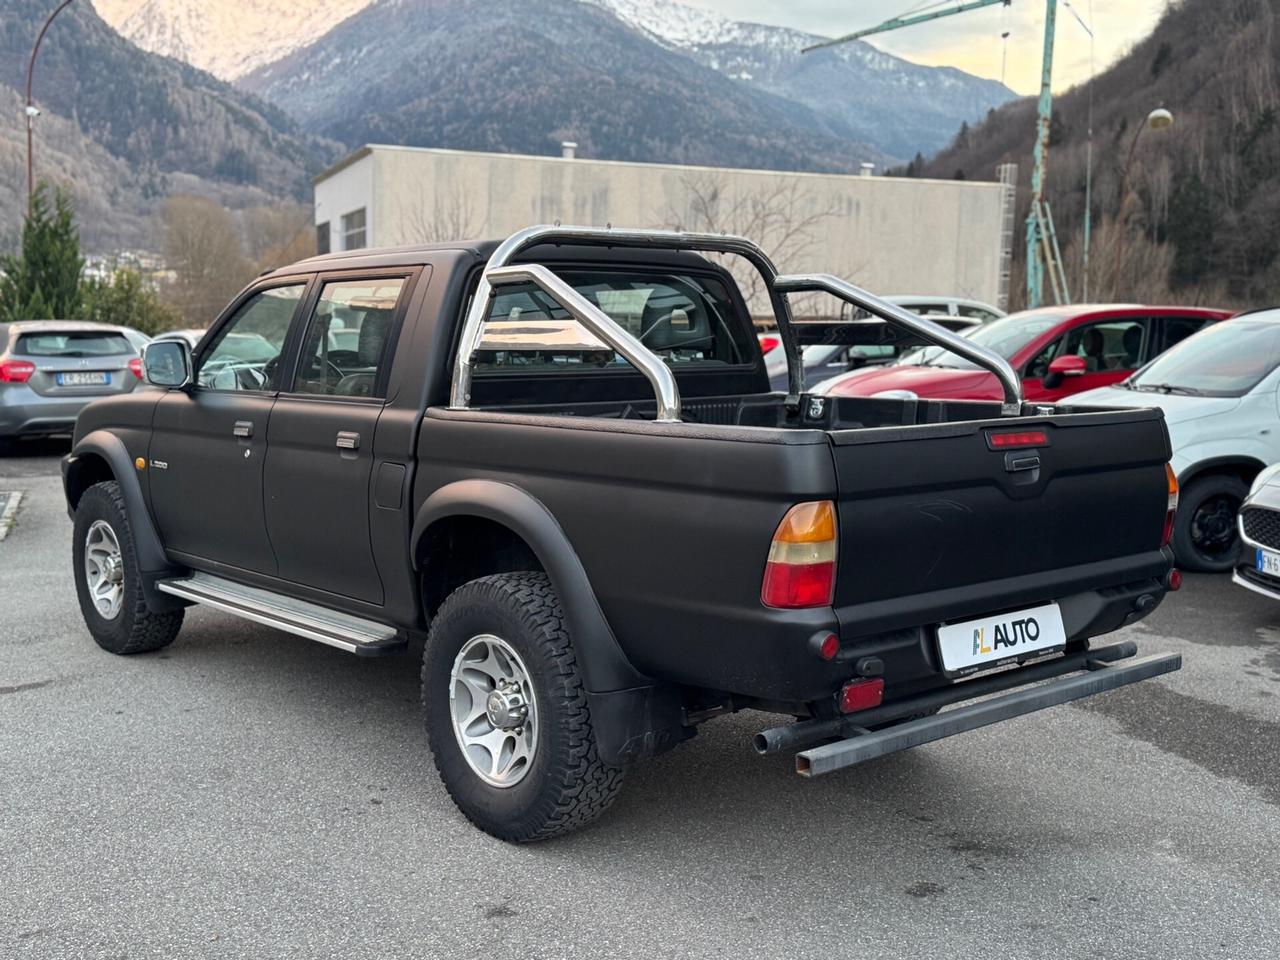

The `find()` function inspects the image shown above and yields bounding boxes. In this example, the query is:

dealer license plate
[1257,548,1280,579]
[56,371,109,386]
[937,602,1067,674]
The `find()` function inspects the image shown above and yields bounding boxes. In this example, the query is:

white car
[1235,464,1280,599]
[1070,308,1280,572]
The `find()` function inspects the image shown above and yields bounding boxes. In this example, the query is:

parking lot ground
[3,442,1279,959]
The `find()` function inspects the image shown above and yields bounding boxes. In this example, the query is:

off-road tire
[73,481,184,654]
[1172,474,1247,573]
[422,572,624,842]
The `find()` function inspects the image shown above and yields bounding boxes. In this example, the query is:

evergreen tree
[0,184,85,322]
[81,269,182,336]
[1167,172,1215,286]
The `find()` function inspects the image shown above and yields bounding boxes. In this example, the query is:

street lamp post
[1111,107,1175,295]
[25,0,78,215]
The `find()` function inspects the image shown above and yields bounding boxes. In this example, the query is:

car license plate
[937,602,1067,675]
[1257,548,1280,578]
[56,371,109,386]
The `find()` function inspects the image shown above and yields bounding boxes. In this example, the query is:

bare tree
[663,172,840,316]
[401,192,479,244]
[158,195,252,327]
[245,203,314,273]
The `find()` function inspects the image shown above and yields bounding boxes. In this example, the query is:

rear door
[149,280,309,573]
[262,272,415,604]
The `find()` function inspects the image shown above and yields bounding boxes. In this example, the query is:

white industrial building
[313,144,1015,313]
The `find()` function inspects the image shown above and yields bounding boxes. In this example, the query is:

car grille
[1241,506,1280,550]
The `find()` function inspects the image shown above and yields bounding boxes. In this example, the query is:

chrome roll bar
[483,263,682,422]
[773,274,1025,416]
[448,224,804,413]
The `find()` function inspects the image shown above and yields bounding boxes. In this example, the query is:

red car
[817,305,1233,403]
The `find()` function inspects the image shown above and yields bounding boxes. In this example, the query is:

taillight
[759,335,780,355]
[0,360,36,383]
[761,500,837,609]
[128,357,143,379]
[1162,464,1179,547]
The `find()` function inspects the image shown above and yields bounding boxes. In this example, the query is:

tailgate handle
[1007,454,1040,473]
[233,420,253,438]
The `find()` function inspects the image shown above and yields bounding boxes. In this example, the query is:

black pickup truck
[63,225,1181,842]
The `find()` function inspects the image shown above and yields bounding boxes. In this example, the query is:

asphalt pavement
[2,439,1279,959]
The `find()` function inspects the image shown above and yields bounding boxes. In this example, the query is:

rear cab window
[474,268,757,375]
[16,332,133,356]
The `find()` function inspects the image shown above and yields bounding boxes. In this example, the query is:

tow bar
[755,641,1181,777]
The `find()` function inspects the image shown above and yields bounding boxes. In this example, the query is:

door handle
[336,431,361,450]
[233,420,253,438]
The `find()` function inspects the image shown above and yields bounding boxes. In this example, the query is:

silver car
[0,321,144,446]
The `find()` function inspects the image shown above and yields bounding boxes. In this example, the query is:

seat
[333,308,392,397]
[1121,325,1143,368]
[1081,328,1106,372]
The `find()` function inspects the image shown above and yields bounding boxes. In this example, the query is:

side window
[341,209,367,250]
[1061,319,1148,372]
[291,278,405,398]
[197,284,305,391]
[1025,338,1062,380]
[957,305,1000,322]
[1161,316,1212,353]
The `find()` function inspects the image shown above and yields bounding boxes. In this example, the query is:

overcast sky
[680,0,1168,95]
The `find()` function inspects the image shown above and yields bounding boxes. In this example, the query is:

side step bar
[156,572,405,656]
[779,650,1181,777]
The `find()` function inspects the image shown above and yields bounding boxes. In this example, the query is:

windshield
[906,310,1068,369]
[1129,318,1280,397]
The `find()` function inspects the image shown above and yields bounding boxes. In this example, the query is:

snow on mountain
[584,0,1015,160]
[91,0,374,80]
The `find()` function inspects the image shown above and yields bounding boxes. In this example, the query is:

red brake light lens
[988,429,1048,449]
[0,360,36,383]
[128,357,144,379]
[759,336,780,355]
[761,500,837,609]
[838,678,885,714]
[1162,464,1179,547]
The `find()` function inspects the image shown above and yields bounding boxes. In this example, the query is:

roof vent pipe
[860,162,875,177]
[561,141,578,160]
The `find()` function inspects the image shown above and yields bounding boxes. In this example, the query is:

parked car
[1235,463,1280,599]
[0,321,144,449]
[767,314,982,392]
[813,304,1232,402]
[1071,308,1280,571]
[63,225,1179,842]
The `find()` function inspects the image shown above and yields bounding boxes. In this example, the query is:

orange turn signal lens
[762,501,838,609]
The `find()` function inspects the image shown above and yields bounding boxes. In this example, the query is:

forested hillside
[912,0,1279,308]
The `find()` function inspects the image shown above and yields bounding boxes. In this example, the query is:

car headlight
[1250,462,1280,495]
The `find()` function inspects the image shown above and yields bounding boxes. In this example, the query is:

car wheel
[422,572,624,842]
[73,481,184,654]
[1172,474,1248,573]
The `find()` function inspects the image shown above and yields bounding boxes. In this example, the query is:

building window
[316,222,331,255]
[341,208,367,250]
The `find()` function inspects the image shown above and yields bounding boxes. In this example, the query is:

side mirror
[142,340,192,389]
[1048,355,1088,377]
[1043,354,1087,389]
[846,352,868,371]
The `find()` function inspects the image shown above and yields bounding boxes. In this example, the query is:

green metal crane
[805,1,1068,309]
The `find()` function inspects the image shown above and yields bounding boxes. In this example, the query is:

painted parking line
[0,491,23,541]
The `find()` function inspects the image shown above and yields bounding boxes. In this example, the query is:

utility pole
[803,0,1068,308]
[1024,0,1057,308]
[26,0,78,215]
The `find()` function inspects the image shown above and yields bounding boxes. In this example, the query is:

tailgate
[829,408,1171,633]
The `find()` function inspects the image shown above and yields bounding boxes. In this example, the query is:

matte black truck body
[64,225,1181,840]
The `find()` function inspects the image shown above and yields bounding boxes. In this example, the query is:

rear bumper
[0,392,98,437]
[756,642,1181,776]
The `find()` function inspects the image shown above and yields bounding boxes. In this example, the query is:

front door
[263,274,410,604]
[1024,316,1152,402]
[148,282,308,573]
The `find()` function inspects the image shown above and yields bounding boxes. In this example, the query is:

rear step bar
[756,643,1180,777]
[156,572,404,656]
